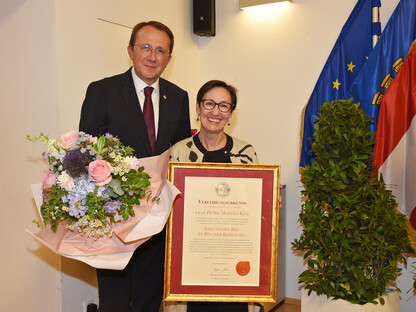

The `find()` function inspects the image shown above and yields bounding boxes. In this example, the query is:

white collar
[130,67,159,94]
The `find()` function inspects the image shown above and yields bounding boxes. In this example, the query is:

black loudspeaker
[193,0,215,37]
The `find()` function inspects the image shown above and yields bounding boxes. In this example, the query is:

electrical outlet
[82,298,97,312]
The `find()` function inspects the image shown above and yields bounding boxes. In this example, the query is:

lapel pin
[163,95,167,100]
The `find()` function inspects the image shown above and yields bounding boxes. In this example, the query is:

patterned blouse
[170,133,258,164]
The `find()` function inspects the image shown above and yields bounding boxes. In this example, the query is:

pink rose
[88,160,113,186]
[89,135,98,145]
[42,171,57,190]
[61,130,79,150]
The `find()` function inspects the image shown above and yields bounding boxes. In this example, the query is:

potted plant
[292,99,413,310]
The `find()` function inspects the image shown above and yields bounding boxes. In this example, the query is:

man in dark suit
[79,21,191,312]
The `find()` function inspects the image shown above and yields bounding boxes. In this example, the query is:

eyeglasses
[134,44,169,56]
[201,99,233,113]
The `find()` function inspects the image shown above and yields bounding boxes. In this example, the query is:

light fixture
[239,0,292,9]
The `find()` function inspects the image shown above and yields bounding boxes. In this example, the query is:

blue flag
[300,0,380,168]
[346,0,416,133]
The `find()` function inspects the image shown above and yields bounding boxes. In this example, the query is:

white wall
[0,0,62,311]
[2,0,414,311]
[55,0,201,134]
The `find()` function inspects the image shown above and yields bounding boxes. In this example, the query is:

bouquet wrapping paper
[27,150,180,269]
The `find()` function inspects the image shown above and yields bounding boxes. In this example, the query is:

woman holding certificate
[169,80,258,312]
[170,80,258,166]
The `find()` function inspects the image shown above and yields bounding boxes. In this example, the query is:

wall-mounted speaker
[193,0,216,37]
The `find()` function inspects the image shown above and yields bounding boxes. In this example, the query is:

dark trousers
[187,302,248,312]
[96,228,166,312]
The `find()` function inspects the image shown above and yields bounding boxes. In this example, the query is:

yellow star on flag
[332,79,341,90]
[347,61,356,72]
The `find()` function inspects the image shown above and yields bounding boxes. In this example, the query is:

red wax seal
[236,261,250,276]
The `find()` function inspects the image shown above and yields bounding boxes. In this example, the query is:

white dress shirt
[131,67,160,139]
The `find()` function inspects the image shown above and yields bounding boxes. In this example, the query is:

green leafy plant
[292,99,413,304]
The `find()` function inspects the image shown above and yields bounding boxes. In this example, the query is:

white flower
[58,171,75,191]
[124,156,140,171]
[47,138,66,158]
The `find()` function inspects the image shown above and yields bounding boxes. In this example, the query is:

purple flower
[68,196,87,217]
[104,201,122,213]
[63,149,90,178]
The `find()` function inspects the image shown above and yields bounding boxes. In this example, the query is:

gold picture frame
[164,162,280,302]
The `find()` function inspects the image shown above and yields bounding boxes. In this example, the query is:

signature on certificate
[211,263,231,274]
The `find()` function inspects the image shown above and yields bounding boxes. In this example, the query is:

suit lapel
[156,79,171,153]
[121,69,153,155]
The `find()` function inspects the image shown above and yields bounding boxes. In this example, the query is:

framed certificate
[164,162,281,302]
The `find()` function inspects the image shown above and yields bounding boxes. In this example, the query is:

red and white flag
[374,43,416,230]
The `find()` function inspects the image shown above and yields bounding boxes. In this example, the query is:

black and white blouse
[170,133,258,164]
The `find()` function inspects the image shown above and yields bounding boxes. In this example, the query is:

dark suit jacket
[79,68,191,157]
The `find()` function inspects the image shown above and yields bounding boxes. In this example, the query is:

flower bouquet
[27,130,179,269]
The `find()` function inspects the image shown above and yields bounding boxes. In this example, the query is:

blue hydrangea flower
[63,175,109,211]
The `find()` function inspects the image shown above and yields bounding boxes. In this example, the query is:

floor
[271,299,301,312]
[161,299,301,312]
[273,302,300,312]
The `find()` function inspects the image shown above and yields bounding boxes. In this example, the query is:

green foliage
[117,168,152,221]
[292,99,413,304]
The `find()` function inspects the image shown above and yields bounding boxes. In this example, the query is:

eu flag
[346,0,416,133]
[300,0,380,168]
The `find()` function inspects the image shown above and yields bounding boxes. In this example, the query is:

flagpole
[372,5,380,47]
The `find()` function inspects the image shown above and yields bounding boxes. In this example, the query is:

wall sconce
[239,0,292,9]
